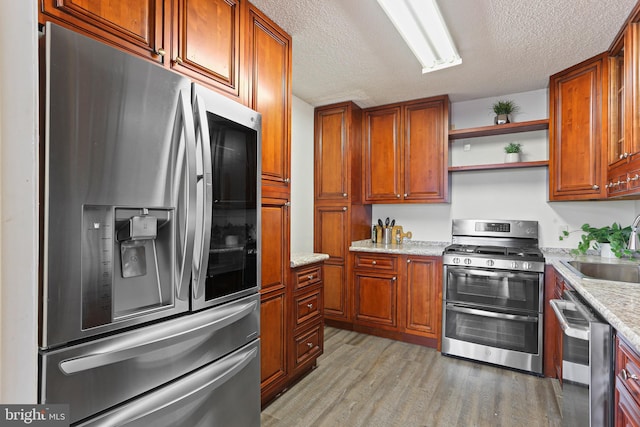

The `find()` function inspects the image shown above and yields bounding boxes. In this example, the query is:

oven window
[444,305,539,354]
[445,267,541,312]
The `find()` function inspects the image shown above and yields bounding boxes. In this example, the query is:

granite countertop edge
[350,240,640,355]
[290,253,329,268]
[549,256,640,355]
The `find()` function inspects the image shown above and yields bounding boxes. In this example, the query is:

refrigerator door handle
[191,92,213,300]
[77,344,258,427]
[59,299,258,374]
[173,89,198,301]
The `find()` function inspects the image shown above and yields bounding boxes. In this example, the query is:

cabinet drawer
[293,265,322,290]
[354,254,396,271]
[293,323,323,369]
[294,289,322,328]
[617,336,640,406]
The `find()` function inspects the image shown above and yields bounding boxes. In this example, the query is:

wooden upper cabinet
[171,0,245,100]
[363,105,403,202]
[39,0,165,61]
[403,97,449,202]
[363,96,449,204]
[247,5,292,188]
[549,53,608,200]
[315,102,363,202]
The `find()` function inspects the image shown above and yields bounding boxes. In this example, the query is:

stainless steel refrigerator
[39,22,261,426]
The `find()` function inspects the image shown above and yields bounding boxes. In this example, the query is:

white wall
[290,96,316,254]
[290,89,640,252]
[0,1,39,402]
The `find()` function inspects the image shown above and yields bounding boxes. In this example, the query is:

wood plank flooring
[261,327,561,427]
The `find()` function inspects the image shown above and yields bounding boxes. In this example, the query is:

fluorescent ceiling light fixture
[377,0,462,74]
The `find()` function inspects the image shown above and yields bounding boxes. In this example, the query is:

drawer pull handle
[372,261,377,265]
[307,303,313,309]
[622,369,639,381]
[306,342,313,348]
[307,275,314,280]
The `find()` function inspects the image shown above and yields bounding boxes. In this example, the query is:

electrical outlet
[463,143,471,152]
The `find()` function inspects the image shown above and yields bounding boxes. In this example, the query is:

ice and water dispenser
[81,206,174,330]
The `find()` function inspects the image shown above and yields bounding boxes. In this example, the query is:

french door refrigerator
[39,22,261,426]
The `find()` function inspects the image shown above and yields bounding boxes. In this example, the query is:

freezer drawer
[40,294,259,424]
[78,339,260,427]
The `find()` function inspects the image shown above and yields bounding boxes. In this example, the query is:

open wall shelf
[448,119,549,140]
[448,160,549,172]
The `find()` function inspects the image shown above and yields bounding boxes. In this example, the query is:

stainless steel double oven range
[441,219,545,375]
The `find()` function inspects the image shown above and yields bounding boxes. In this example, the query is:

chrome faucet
[628,215,640,251]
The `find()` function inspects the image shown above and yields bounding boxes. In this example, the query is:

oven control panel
[443,254,545,273]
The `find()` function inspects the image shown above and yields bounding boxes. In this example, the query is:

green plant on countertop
[491,99,519,115]
[559,222,634,258]
[504,142,522,154]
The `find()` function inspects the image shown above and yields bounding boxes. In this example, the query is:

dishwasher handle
[550,299,590,340]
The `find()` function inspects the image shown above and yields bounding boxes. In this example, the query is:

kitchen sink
[563,260,640,284]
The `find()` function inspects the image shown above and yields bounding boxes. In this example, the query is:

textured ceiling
[249,0,637,107]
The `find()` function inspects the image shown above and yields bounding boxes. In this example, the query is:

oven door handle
[446,304,537,323]
[549,299,590,340]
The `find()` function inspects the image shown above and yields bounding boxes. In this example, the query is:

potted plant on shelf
[504,142,522,163]
[559,222,634,258]
[492,100,519,124]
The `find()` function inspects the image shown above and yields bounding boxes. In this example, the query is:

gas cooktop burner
[444,244,543,259]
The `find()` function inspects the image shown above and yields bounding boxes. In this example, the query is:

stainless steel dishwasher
[550,289,613,427]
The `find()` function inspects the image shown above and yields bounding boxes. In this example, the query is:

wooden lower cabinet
[404,256,442,344]
[348,251,442,349]
[262,261,325,407]
[543,266,564,380]
[615,334,640,426]
[260,289,287,404]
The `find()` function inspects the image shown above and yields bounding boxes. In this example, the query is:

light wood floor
[261,327,561,427]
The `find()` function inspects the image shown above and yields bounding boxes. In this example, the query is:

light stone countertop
[290,253,329,268]
[549,255,640,355]
[350,240,640,355]
[349,239,449,256]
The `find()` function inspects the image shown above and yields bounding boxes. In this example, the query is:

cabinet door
[615,382,640,427]
[315,104,351,201]
[261,197,289,293]
[39,0,165,61]
[323,263,348,321]
[404,256,441,339]
[259,290,287,402]
[403,98,449,202]
[247,6,291,188]
[353,270,398,329]
[314,205,348,263]
[171,0,244,100]
[549,53,607,200]
[363,106,402,202]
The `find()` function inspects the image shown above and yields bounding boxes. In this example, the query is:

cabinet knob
[174,56,183,64]
[392,276,397,281]
[306,342,313,348]
[631,174,640,182]
[372,261,377,265]
[307,303,313,309]
[284,178,290,183]
[592,184,600,190]
[625,152,630,159]
[622,369,639,382]
[342,193,347,197]
[396,194,401,198]
[407,259,411,263]
[343,206,347,211]
[285,201,291,207]
[155,48,166,56]
[307,275,314,280]
[404,193,408,197]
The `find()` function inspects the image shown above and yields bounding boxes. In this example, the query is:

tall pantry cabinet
[245,4,293,406]
[314,102,372,324]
